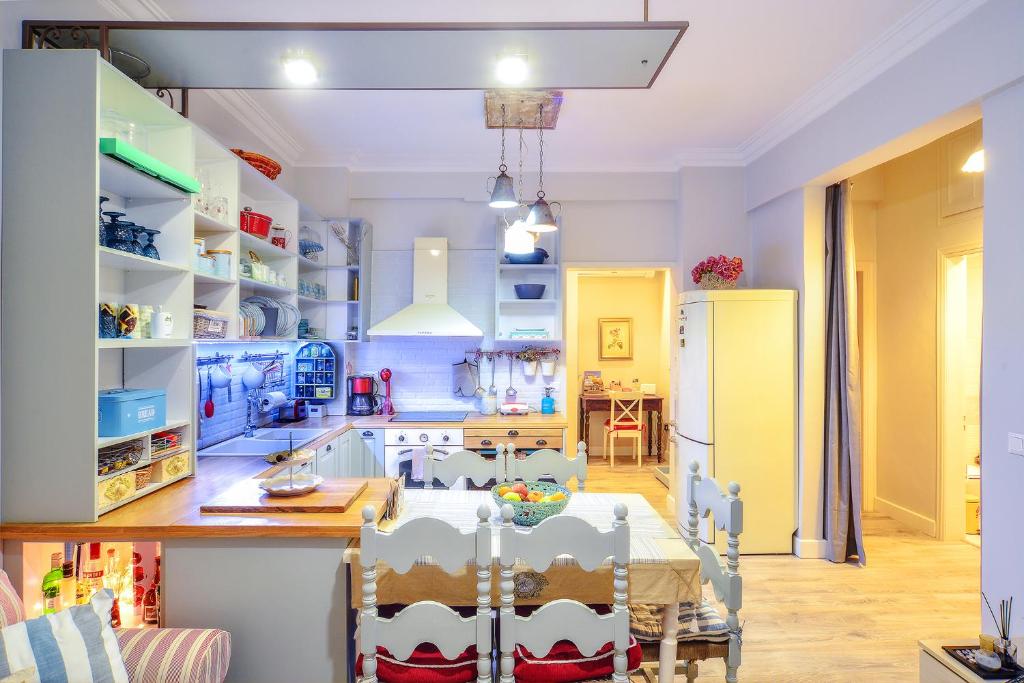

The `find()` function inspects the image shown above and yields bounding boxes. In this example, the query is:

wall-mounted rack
[239,350,287,363]
[196,353,234,367]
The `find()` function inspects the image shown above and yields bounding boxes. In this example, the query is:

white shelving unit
[297,217,373,342]
[494,220,562,341]
[2,51,198,521]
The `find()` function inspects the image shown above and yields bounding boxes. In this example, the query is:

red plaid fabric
[0,572,25,628]
[116,627,231,683]
[356,645,478,683]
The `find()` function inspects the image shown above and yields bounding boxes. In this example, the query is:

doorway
[939,249,983,543]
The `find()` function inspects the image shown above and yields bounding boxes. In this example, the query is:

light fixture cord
[499,103,507,170]
[536,104,545,198]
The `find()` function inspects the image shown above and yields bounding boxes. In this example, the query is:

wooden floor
[584,460,981,682]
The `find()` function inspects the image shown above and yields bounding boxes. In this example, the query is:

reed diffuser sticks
[983,592,1014,639]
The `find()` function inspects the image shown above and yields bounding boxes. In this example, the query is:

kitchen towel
[451,360,477,397]
[259,391,288,412]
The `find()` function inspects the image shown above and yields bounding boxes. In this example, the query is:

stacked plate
[241,296,300,338]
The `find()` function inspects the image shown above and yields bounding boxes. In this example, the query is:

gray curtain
[823,181,867,564]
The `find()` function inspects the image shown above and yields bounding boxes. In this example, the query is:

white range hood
[367,237,483,338]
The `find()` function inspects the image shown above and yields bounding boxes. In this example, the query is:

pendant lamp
[526,104,560,232]
[504,121,536,254]
[488,104,518,208]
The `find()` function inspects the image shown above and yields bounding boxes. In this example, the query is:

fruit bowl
[492,481,571,526]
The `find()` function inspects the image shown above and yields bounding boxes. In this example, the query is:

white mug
[153,310,174,339]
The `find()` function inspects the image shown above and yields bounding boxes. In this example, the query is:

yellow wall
[573,271,672,454]
[852,122,983,531]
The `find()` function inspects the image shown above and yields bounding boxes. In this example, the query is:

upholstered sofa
[0,570,230,683]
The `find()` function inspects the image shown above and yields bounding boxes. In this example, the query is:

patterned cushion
[116,627,231,683]
[0,572,26,628]
[0,589,130,682]
[629,600,730,642]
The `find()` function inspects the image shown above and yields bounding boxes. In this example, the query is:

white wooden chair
[603,391,646,467]
[358,503,494,683]
[497,502,631,683]
[504,440,588,491]
[637,460,743,682]
[422,443,507,489]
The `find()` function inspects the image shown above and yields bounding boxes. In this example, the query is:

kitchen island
[0,412,570,683]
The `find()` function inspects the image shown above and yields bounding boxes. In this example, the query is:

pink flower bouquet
[691,255,743,289]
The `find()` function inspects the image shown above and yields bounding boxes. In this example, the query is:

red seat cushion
[512,637,642,683]
[356,644,478,683]
[603,418,646,432]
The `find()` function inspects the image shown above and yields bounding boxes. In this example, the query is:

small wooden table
[578,393,665,461]
[919,640,1021,682]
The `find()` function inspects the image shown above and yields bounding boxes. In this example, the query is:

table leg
[583,406,591,457]
[658,601,679,683]
[655,410,663,463]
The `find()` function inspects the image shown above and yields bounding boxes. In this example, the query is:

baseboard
[792,537,828,559]
[875,496,936,536]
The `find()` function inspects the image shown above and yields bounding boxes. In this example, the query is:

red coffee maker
[346,374,378,416]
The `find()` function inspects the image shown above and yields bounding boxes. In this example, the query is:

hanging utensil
[505,355,517,403]
[472,360,485,398]
[204,367,215,418]
[488,355,497,396]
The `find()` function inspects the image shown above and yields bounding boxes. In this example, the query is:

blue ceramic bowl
[505,248,550,265]
[514,284,546,300]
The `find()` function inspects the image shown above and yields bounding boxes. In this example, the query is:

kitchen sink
[250,428,330,441]
[198,439,294,456]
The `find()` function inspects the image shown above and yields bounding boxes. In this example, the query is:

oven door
[388,445,453,489]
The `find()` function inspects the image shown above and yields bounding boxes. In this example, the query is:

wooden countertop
[0,456,392,541]
[0,412,567,541]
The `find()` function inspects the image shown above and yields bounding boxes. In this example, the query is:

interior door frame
[856,261,878,513]
[936,243,983,541]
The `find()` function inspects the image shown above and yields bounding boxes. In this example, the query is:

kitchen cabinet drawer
[465,429,563,451]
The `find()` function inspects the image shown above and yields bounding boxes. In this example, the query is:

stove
[388,411,468,423]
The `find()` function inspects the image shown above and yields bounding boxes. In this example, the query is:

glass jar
[207,249,232,279]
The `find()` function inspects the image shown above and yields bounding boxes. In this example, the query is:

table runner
[346,490,701,607]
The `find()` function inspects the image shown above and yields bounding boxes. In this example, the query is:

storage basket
[194,308,229,339]
[97,439,144,477]
[240,207,272,238]
[231,149,282,180]
[152,453,191,483]
[97,472,137,510]
[134,465,153,489]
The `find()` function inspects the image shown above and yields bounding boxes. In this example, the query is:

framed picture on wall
[598,318,633,360]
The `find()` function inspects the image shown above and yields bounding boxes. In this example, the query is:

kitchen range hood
[368,238,483,338]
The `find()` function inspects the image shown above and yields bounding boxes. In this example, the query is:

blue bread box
[98,389,167,437]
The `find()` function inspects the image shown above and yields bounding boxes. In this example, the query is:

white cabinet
[939,123,984,218]
[357,429,384,477]
[315,437,339,478]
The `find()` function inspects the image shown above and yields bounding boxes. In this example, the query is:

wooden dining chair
[634,460,743,683]
[497,502,638,683]
[357,503,494,683]
[422,443,507,490]
[503,441,589,491]
[603,391,646,467]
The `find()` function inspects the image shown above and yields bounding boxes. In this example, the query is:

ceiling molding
[737,0,989,165]
[99,0,172,21]
[673,148,745,168]
[202,90,305,167]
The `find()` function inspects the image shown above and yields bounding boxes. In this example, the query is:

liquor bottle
[60,542,76,612]
[41,553,63,615]
[78,543,105,604]
[103,548,119,590]
[142,582,158,624]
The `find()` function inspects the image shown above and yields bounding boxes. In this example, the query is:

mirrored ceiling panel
[101,22,686,90]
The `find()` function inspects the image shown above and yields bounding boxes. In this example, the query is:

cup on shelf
[98,303,118,339]
[117,304,139,339]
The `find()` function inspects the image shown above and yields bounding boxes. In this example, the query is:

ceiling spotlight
[495,55,529,85]
[961,148,985,173]
[282,51,318,86]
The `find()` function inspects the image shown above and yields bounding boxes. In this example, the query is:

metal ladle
[505,355,517,403]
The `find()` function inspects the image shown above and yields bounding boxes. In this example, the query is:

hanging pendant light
[526,103,560,233]
[504,120,536,255]
[488,104,518,209]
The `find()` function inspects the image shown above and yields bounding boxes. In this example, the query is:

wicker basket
[491,481,571,526]
[193,308,229,339]
[134,465,153,489]
[231,149,282,180]
[698,273,738,290]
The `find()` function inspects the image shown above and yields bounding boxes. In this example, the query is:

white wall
[749,187,825,556]
[676,167,750,289]
[980,79,1024,637]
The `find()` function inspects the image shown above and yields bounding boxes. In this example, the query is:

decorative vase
[996,638,1018,668]
[698,273,738,290]
[541,360,556,376]
[524,360,538,377]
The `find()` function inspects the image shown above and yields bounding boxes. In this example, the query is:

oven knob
[419,433,429,443]
[398,434,406,443]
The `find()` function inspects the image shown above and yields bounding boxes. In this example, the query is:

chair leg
[726,663,738,682]
[685,660,698,682]
[609,433,615,468]
[636,434,642,467]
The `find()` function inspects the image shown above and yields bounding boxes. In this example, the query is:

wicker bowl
[492,481,571,526]
[230,148,282,181]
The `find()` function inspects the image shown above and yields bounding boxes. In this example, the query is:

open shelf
[239,277,294,296]
[238,159,292,202]
[499,299,559,305]
[97,338,192,349]
[297,295,327,305]
[100,154,190,201]
[194,271,235,285]
[499,264,559,271]
[97,469,191,515]
[298,254,327,270]
[239,230,293,262]
[97,417,190,449]
[194,210,236,234]
[99,247,190,273]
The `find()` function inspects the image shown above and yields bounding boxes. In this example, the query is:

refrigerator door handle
[675,431,712,447]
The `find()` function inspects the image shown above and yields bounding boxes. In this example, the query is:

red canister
[239,207,272,238]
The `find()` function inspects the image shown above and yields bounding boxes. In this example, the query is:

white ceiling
[4,0,980,171]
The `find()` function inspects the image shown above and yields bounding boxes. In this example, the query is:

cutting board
[200,478,369,514]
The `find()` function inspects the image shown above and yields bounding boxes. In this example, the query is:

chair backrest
[684,460,743,638]
[422,444,506,489]
[359,504,493,683]
[504,441,588,491]
[497,502,630,682]
[608,391,643,429]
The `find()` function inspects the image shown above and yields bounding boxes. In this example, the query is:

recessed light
[495,55,529,85]
[282,51,318,86]
[961,149,985,173]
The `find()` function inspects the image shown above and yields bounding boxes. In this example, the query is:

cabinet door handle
[507,430,519,437]
[325,445,332,451]
[535,439,547,446]
[481,439,493,446]
[362,431,373,437]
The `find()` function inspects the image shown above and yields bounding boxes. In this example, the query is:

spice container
[207,249,232,279]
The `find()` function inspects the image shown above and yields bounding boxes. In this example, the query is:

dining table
[578,392,666,461]
[344,488,702,683]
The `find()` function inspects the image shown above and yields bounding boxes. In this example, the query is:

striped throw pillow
[0,589,129,683]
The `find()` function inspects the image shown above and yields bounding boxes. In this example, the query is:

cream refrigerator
[675,289,797,554]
